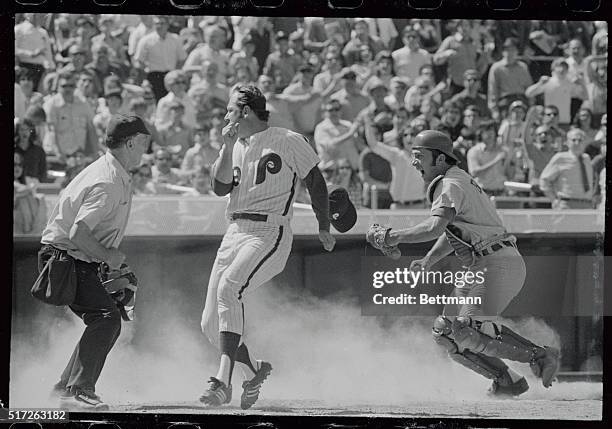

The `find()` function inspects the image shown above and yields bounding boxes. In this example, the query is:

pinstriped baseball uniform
[201,127,320,346]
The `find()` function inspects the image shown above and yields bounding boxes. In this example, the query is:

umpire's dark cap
[412,130,459,161]
[328,185,357,233]
[107,115,150,141]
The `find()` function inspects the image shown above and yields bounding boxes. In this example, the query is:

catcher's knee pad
[432,316,458,353]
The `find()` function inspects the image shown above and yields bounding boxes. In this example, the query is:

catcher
[365,128,560,397]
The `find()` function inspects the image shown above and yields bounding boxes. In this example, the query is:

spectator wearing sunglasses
[314,99,361,170]
[539,104,566,151]
[43,71,98,160]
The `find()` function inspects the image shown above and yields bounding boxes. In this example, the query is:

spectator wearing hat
[128,15,154,58]
[43,71,98,160]
[354,76,394,139]
[180,122,219,178]
[498,100,527,151]
[451,69,491,119]
[15,13,55,91]
[282,64,323,141]
[525,58,587,127]
[487,38,532,120]
[467,121,513,196]
[342,19,385,67]
[392,27,432,85]
[85,43,125,98]
[434,19,491,95]
[363,116,426,209]
[314,99,361,170]
[155,70,196,129]
[228,33,260,83]
[157,101,194,162]
[183,25,230,85]
[91,16,128,66]
[385,77,409,111]
[540,128,594,209]
[263,31,303,92]
[134,15,187,100]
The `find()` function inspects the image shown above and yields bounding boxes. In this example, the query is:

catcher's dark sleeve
[303,165,331,232]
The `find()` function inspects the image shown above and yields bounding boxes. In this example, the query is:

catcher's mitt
[100,263,138,321]
[366,224,401,259]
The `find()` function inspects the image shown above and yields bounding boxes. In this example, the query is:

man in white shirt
[525,59,587,127]
[392,26,431,85]
[314,99,361,170]
[134,15,186,100]
[363,115,426,208]
[15,13,55,90]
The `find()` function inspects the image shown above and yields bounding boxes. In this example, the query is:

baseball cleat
[199,377,232,406]
[488,376,529,398]
[530,346,560,388]
[240,361,272,410]
[59,387,109,410]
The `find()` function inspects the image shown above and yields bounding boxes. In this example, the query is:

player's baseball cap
[328,185,357,233]
[106,114,150,142]
[412,130,459,161]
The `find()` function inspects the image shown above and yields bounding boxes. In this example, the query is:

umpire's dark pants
[38,245,121,393]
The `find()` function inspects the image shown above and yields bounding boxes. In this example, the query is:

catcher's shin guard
[452,317,560,387]
[432,316,529,396]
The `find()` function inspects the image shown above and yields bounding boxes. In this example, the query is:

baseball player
[200,85,336,409]
[365,127,560,397]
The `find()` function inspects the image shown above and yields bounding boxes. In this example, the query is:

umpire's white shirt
[41,151,132,263]
[226,127,319,221]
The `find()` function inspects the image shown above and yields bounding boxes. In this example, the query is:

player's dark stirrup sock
[235,343,258,374]
[220,331,241,384]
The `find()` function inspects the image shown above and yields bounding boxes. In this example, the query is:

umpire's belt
[474,239,516,258]
[230,212,268,222]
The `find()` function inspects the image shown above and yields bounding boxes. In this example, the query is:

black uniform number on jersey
[233,167,241,186]
[255,153,282,184]
[470,178,483,194]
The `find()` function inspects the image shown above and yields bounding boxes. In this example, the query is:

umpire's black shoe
[59,387,110,411]
[488,376,529,398]
[241,361,272,410]
[199,377,232,406]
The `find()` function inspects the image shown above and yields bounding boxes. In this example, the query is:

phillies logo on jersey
[233,167,241,186]
[255,153,282,184]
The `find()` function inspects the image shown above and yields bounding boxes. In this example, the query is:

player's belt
[230,212,268,222]
[475,239,516,258]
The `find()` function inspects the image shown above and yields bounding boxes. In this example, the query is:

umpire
[40,115,150,410]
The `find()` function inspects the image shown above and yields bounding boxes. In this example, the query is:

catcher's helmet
[412,130,459,161]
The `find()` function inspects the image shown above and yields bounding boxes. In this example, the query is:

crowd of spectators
[14,14,607,224]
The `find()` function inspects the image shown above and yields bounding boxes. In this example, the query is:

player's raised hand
[319,230,336,252]
[222,122,240,146]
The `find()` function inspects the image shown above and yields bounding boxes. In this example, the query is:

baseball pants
[39,245,122,393]
[201,220,293,348]
[443,246,527,318]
